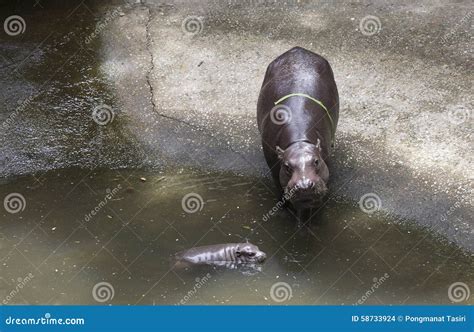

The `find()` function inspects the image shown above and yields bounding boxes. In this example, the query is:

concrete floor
[0,0,472,249]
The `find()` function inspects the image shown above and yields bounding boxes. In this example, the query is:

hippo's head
[276,140,329,209]
[236,243,266,263]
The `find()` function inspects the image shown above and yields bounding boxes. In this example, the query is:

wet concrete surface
[1,0,472,248]
[0,0,472,304]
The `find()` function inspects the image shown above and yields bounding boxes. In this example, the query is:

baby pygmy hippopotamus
[174,243,266,268]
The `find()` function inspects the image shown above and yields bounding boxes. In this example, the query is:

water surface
[1,169,472,305]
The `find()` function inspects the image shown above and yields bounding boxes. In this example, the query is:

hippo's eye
[314,159,320,167]
[235,251,241,257]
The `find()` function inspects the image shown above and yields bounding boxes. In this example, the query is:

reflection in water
[0,169,473,305]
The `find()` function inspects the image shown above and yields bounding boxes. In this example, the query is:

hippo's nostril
[296,179,315,191]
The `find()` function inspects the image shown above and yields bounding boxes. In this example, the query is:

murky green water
[1,169,472,305]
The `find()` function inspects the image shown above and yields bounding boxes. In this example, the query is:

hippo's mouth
[255,252,267,263]
[287,190,326,208]
[245,252,266,264]
[292,196,319,206]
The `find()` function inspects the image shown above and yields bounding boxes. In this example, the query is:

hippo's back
[257,47,339,132]
[262,47,333,85]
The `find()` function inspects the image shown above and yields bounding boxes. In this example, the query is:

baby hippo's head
[235,243,266,263]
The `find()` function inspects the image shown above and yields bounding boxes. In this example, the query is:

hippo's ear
[276,146,285,159]
[315,139,322,152]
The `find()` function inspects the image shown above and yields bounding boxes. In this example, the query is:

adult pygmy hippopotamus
[257,47,339,219]
[174,243,267,269]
